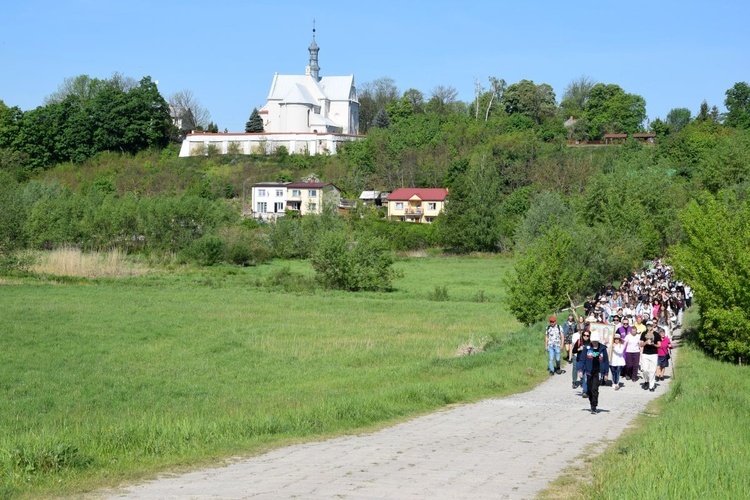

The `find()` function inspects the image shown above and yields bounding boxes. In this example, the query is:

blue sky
[2,0,748,132]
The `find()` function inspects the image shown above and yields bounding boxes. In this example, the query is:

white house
[179,28,362,158]
[249,180,342,219]
[251,182,288,220]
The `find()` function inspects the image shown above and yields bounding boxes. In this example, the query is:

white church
[179,29,362,157]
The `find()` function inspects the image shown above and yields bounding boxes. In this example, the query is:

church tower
[308,22,320,81]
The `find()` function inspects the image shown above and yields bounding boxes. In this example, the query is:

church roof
[267,74,354,103]
[319,76,356,101]
[282,83,318,105]
[309,113,340,128]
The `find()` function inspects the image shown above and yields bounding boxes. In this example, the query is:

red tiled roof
[387,188,448,201]
[604,133,628,138]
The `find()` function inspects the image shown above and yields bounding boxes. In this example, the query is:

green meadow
[4,255,750,499]
[1,255,545,497]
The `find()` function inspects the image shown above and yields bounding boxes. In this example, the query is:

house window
[274,202,284,212]
[426,217,435,223]
[309,203,317,212]
[292,189,301,197]
[427,202,437,210]
[257,202,267,213]
[395,202,403,210]
[276,189,283,197]
[258,189,267,197]
[309,189,317,197]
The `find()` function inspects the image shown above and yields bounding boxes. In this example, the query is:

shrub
[186,234,225,266]
[310,232,401,291]
[428,285,449,301]
[220,225,272,266]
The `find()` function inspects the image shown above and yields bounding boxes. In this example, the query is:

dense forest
[1,75,749,361]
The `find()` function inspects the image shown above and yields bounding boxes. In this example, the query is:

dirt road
[107,350,672,499]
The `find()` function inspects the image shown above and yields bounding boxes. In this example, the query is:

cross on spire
[308,20,320,80]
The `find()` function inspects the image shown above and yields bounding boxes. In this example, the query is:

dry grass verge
[26,247,151,278]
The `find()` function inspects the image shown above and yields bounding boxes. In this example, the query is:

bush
[184,234,225,266]
[311,232,401,291]
[220,225,272,266]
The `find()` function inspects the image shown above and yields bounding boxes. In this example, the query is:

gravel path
[107,345,675,499]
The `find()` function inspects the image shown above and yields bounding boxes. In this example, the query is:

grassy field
[541,308,750,499]
[1,253,546,497]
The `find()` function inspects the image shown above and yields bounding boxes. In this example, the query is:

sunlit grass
[0,255,537,497]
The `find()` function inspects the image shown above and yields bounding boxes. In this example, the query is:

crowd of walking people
[545,259,692,414]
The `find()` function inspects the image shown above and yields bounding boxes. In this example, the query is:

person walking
[656,326,672,382]
[545,316,564,375]
[563,314,578,362]
[570,324,589,389]
[622,322,642,383]
[640,321,662,391]
[609,333,626,389]
[580,331,609,414]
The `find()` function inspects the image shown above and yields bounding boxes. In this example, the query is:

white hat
[590,332,601,342]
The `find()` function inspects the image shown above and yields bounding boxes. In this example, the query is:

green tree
[439,158,503,252]
[666,107,692,133]
[245,107,264,133]
[559,75,596,120]
[502,80,556,125]
[372,109,390,129]
[505,226,590,325]
[513,191,574,252]
[583,83,646,139]
[310,231,400,291]
[402,88,425,114]
[425,85,459,115]
[0,100,23,149]
[671,193,750,363]
[0,171,28,265]
[44,74,106,105]
[386,95,414,126]
[359,77,399,133]
[724,82,750,129]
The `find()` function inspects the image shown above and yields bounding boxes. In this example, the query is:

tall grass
[0,256,542,497]
[26,247,151,278]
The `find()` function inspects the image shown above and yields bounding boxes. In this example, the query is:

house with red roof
[386,188,448,223]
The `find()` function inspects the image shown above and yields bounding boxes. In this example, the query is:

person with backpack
[545,316,565,375]
[562,314,578,362]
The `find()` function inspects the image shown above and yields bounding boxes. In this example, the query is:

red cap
[549,316,556,323]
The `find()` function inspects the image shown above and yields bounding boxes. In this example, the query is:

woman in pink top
[656,327,673,381]
[622,326,642,382]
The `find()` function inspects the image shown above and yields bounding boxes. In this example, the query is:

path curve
[107,342,675,499]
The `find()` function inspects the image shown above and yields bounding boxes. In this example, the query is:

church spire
[308,20,320,81]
